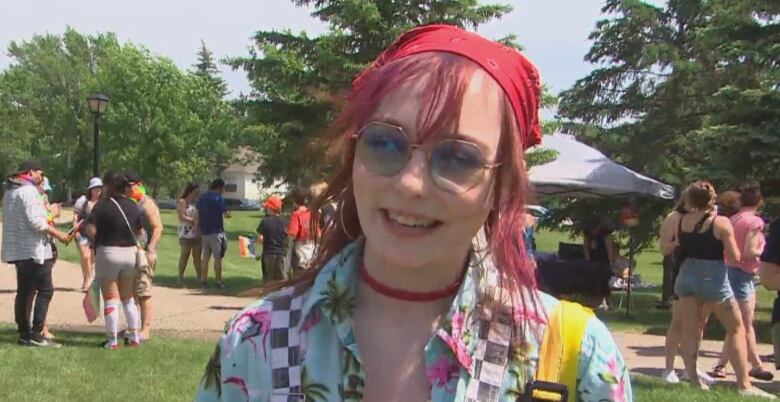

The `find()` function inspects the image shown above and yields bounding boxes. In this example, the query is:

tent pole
[626,233,635,317]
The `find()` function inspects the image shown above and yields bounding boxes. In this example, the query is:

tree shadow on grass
[0,326,104,348]
[153,273,263,297]
[600,288,776,344]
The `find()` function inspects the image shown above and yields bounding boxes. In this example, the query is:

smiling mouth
[381,209,443,229]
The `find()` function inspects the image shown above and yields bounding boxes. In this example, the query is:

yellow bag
[530,300,594,402]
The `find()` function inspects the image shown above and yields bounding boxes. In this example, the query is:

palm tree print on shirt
[320,272,354,324]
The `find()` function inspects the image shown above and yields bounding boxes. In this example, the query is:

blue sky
[0,0,607,98]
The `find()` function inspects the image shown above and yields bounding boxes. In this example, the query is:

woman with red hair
[197,25,631,402]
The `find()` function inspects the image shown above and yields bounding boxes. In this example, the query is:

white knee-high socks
[104,299,141,345]
[104,300,121,344]
[123,299,140,335]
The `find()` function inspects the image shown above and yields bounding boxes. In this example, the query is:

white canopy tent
[528,133,675,200]
[527,133,675,316]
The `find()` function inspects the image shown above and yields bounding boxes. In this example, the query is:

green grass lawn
[538,227,780,344]
[0,326,213,402]
[0,325,768,402]
[54,209,268,294]
[632,375,772,401]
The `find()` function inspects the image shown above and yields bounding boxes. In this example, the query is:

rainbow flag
[238,235,256,258]
[82,280,101,323]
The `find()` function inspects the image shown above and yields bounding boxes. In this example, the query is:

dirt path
[0,222,257,340]
[613,331,780,392]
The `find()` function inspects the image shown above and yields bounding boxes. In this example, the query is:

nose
[392,147,429,198]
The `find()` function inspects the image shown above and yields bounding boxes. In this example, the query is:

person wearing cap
[87,171,144,349]
[196,25,632,402]
[256,195,289,281]
[73,177,103,291]
[2,159,69,347]
[125,172,163,341]
[25,174,60,341]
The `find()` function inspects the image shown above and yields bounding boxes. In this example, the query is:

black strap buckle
[519,380,569,402]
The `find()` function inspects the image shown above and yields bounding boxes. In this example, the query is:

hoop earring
[339,204,358,242]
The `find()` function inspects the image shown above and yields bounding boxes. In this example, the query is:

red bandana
[354,24,542,149]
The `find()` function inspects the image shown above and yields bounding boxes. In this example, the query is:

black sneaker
[215,282,226,289]
[17,336,31,346]
[202,281,210,289]
[29,333,61,348]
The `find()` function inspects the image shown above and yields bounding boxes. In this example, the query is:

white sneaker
[662,369,680,384]
[739,387,777,400]
[681,368,716,386]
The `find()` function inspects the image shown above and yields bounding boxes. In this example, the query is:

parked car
[526,205,549,219]
[156,198,177,210]
[224,198,259,211]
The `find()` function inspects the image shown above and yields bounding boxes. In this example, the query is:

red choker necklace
[359,263,464,302]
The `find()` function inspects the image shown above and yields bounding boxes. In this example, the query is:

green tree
[0,28,240,198]
[0,28,107,199]
[559,0,713,186]
[559,0,778,190]
[553,0,778,247]
[94,42,239,197]
[193,40,229,98]
[689,0,780,189]
[229,0,515,186]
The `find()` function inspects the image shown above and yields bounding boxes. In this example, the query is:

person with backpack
[196,25,631,402]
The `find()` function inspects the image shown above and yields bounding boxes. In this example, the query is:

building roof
[222,147,262,174]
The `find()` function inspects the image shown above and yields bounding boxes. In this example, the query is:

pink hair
[282,52,537,338]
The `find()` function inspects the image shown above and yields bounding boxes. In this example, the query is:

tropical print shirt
[196,240,632,402]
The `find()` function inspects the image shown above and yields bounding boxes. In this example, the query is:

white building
[221,147,287,201]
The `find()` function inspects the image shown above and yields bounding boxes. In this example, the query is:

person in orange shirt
[287,191,315,272]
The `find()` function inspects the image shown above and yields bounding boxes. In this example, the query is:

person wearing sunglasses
[197,25,632,402]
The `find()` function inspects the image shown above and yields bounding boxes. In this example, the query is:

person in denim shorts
[712,183,773,380]
[673,181,773,398]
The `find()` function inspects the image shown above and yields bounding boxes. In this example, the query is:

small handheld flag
[238,235,256,258]
[82,280,102,323]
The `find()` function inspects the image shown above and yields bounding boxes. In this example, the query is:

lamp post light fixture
[87,93,110,177]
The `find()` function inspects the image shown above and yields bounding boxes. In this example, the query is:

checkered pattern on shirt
[269,290,305,402]
[465,308,513,402]
[1,183,52,264]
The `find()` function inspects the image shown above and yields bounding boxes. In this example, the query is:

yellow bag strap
[533,300,594,402]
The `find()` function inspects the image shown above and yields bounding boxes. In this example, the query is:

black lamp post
[87,93,110,177]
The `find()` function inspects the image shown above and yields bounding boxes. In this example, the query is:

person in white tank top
[177,182,202,284]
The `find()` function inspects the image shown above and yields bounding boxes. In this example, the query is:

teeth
[387,210,436,228]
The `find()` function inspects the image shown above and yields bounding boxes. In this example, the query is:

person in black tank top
[672,182,771,398]
[659,192,690,310]
[677,213,724,261]
[758,219,780,369]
